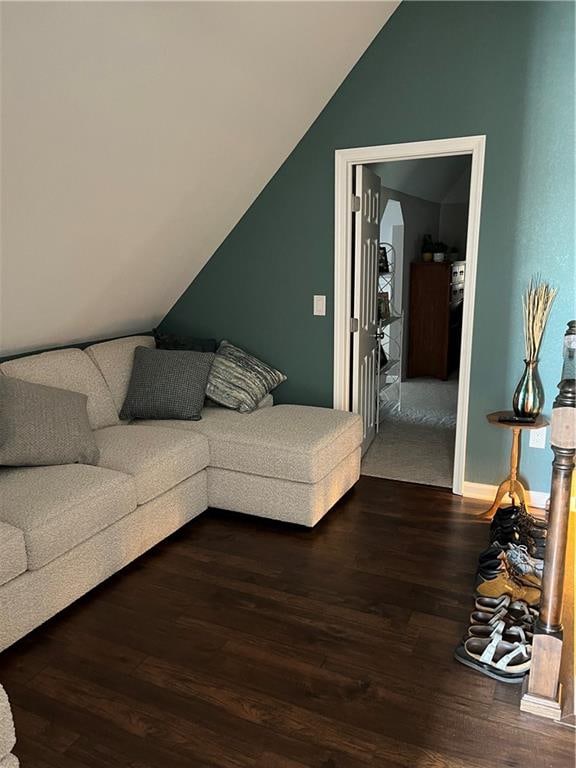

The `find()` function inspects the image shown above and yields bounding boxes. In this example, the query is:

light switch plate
[313,295,326,316]
[529,426,547,450]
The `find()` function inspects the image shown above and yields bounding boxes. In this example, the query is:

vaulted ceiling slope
[0,1,399,354]
[371,156,472,204]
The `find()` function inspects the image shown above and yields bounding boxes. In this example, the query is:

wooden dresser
[407,261,464,380]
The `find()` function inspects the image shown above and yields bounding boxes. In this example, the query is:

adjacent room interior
[0,2,574,767]
[359,154,472,488]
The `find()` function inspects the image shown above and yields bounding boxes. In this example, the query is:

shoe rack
[454,508,544,685]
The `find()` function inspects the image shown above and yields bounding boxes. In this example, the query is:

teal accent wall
[162,1,575,493]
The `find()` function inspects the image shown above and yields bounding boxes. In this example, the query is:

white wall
[0,1,399,354]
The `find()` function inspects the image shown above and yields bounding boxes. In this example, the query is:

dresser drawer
[450,283,465,305]
[451,261,466,284]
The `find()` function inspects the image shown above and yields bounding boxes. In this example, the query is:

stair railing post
[521,320,576,720]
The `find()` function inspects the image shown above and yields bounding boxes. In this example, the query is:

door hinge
[351,194,361,213]
[350,318,359,333]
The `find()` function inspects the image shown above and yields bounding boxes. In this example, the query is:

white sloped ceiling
[0,0,399,354]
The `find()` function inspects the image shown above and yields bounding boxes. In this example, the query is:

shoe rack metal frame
[375,242,403,431]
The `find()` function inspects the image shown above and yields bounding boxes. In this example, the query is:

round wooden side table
[482,411,549,520]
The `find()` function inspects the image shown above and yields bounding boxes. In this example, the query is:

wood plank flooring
[1,477,573,767]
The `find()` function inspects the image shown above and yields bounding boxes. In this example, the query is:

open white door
[352,165,380,455]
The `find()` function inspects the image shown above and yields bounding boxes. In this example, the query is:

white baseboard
[462,481,576,513]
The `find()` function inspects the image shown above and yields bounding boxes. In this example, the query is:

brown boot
[476,572,541,606]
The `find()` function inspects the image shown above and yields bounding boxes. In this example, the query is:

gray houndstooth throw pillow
[120,346,215,421]
[206,340,286,413]
[0,376,100,466]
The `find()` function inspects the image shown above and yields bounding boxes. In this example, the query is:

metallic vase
[513,359,544,418]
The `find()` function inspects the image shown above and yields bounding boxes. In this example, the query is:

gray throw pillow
[120,346,215,421]
[206,340,286,413]
[0,376,100,466]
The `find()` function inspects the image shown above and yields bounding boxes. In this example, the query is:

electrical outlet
[529,426,547,450]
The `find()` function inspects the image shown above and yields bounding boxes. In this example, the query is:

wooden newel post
[539,443,575,633]
[521,321,576,720]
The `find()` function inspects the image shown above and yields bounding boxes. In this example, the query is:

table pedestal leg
[482,479,512,520]
[480,427,529,520]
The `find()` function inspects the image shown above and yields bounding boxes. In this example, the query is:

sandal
[506,600,539,626]
[470,602,536,632]
[474,595,511,613]
[467,620,531,643]
[454,635,531,683]
[469,608,509,626]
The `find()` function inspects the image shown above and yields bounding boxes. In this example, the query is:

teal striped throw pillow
[206,341,286,413]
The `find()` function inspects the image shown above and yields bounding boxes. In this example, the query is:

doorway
[333,136,486,495]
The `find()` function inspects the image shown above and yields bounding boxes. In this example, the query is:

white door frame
[333,135,486,495]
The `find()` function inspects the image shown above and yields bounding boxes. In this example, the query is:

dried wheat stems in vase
[522,276,557,361]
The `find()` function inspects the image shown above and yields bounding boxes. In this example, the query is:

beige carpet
[362,377,458,488]
[362,421,456,488]
[387,377,458,428]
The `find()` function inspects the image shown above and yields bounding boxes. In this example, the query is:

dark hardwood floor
[1,477,573,768]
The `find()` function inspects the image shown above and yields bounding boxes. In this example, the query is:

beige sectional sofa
[0,335,362,652]
[0,684,18,767]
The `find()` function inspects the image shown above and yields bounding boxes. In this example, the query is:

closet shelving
[376,243,403,429]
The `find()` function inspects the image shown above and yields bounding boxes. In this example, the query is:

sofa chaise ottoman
[139,403,361,527]
[0,335,362,651]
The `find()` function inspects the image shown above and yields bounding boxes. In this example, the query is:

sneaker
[490,523,546,558]
[476,558,506,582]
[478,541,507,564]
[505,544,544,586]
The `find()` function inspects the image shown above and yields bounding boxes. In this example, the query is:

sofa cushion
[0,465,136,570]
[85,335,155,412]
[138,404,363,484]
[94,425,209,504]
[0,685,17,764]
[0,753,19,768]
[119,347,215,422]
[0,348,118,430]
[0,376,100,467]
[0,522,27,587]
